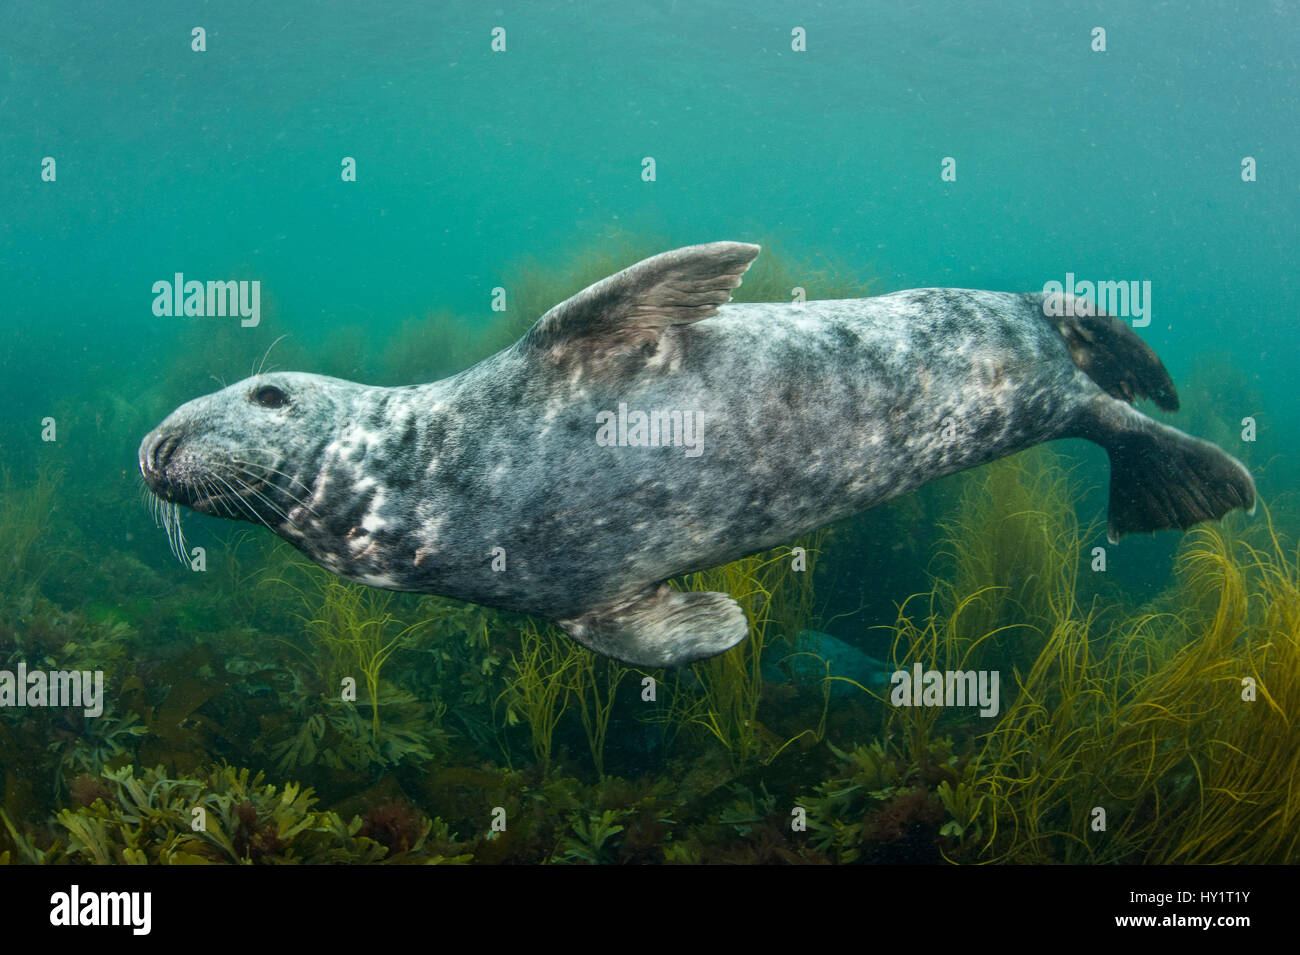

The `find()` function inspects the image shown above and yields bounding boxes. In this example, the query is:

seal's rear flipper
[1080,400,1256,543]
[1034,292,1180,411]
[559,585,749,667]
[1041,295,1255,541]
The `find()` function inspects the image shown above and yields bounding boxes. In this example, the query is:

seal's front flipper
[559,585,748,667]
[526,242,760,370]
[1080,399,1256,543]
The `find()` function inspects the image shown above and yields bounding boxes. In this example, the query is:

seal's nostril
[142,436,159,475]
[159,435,179,471]
[144,433,180,476]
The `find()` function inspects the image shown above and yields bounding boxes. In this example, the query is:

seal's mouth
[182,479,269,516]
[146,465,276,521]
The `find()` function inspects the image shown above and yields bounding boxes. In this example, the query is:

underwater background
[1,0,1297,864]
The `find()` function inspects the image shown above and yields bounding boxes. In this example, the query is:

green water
[0,2,1296,866]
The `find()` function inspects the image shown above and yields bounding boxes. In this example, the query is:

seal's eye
[253,385,288,408]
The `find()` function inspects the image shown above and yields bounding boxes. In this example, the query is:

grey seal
[139,242,1255,666]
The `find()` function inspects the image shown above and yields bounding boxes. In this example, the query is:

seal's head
[139,371,355,550]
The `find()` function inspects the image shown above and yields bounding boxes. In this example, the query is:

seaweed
[268,563,437,747]
[571,651,629,779]
[0,466,62,624]
[665,531,829,772]
[1,763,470,865]
[898,463,1300,864]
[497,618,583,777]
[556,808,630,864]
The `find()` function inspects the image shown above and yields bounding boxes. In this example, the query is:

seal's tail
[1079,398,1256,543]
[1036,291,1256,542]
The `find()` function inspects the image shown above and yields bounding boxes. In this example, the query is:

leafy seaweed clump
[1,764,470,865]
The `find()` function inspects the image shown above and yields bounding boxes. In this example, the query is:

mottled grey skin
[140,242,1255,665]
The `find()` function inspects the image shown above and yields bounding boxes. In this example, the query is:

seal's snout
[139,430,181,486]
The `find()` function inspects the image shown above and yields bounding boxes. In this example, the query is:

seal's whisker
[229,470,292,526]
[154,496,173,554]
[163,501,189,565]
[219,472,282,532]
[229,461,318,515]
[248,487,292,527]
[240,487,288,526]
[175,504,190,562]
[230,454,314,496]
[233,465,313,500]
[218,477,265,528]
[206,476,239,521]
[197,474,228,520]
[156,497,176,559]
[254,481,311,512]
[139,477,158,517]
[195,475,222,519]
[160,504,172,558]
[211,472,269,530]
[254,334,289,378]
[242,478,292,522]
